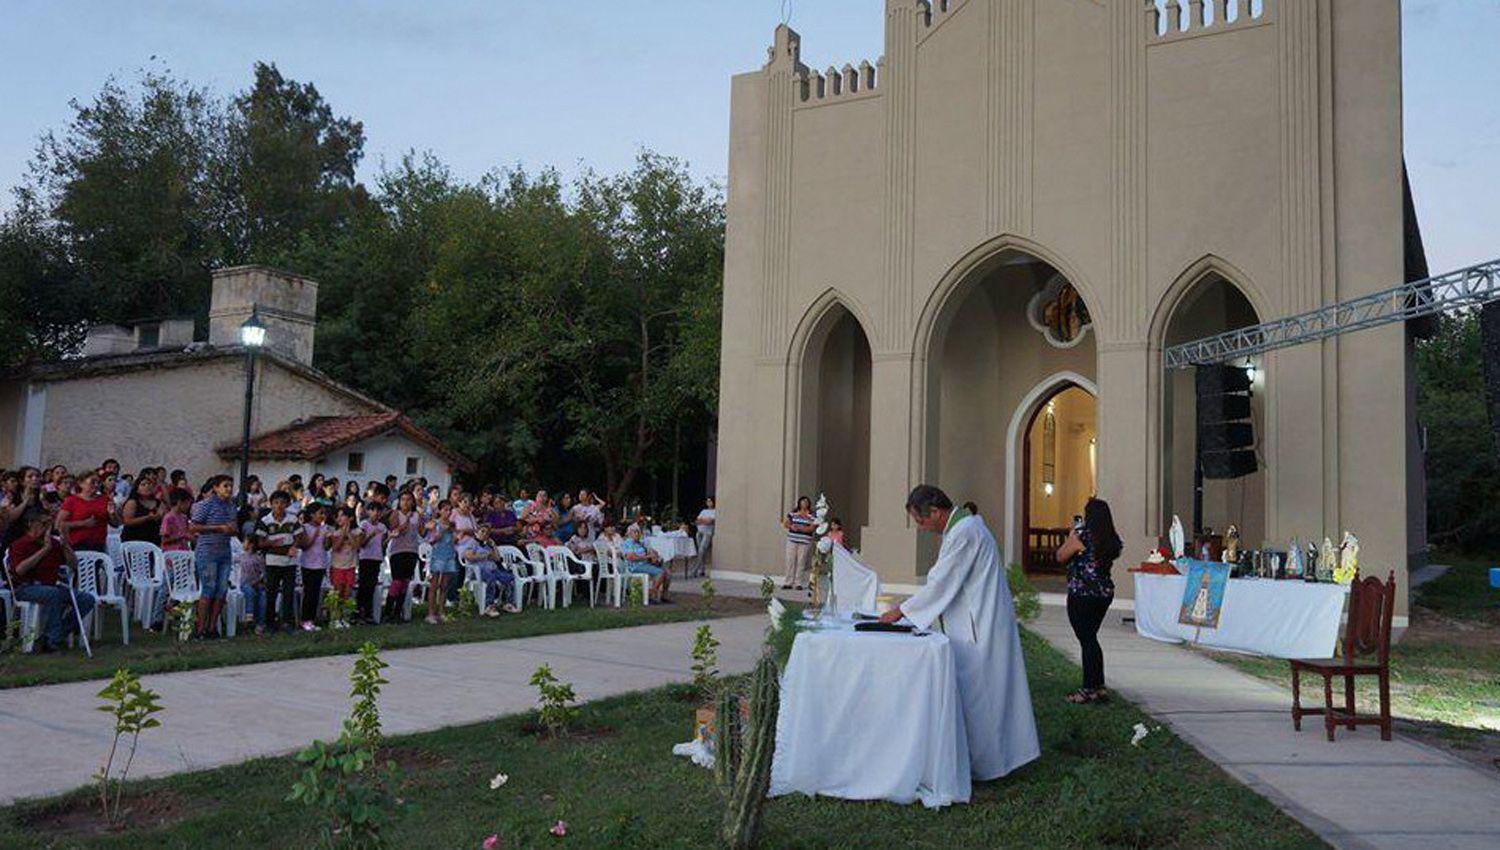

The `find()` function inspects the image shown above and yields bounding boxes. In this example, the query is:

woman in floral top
[1054,497,1122,704]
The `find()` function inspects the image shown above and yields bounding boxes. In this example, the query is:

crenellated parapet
[1148,0,1272,43]
[797,59,880,106]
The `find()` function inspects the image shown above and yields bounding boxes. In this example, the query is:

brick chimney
[207,266,319,365]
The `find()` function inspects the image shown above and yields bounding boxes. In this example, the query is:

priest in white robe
[879,484,1041,779]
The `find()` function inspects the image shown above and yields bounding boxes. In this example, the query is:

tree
[0,197,90,368]
[1416,311,1500,550]
[26,69,230,327]
[228,62,368,263]
[406,153,724,503]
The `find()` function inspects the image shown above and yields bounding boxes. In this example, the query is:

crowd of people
[0,460,717,652]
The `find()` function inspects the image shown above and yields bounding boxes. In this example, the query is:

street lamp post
[238,307,267,510]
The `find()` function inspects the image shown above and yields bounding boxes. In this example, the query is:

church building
[714,0,1424,616]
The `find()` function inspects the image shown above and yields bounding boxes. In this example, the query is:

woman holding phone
[1055,497,1122,704]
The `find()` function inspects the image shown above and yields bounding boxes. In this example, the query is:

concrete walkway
[1028,604,1500,850]
[0,614,769,806]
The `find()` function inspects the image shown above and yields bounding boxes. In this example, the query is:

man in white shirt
[880,485,1040,780]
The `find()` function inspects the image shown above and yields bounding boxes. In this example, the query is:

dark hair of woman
[1084,497,1122,566]
[963,501,979,515]
[794,495,812,512]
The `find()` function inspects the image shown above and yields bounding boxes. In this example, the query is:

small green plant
[690,624,720,704]
[324,588,357,630]
[1007,563,1040,624]
[625,579,645,608]
[759,576,775,601]
[529,664,579,737]
[455,585,479,619]
[164,600,195,644]
[717,653,780,850]
[290,643,406,848]
[701,578,716,612]
[348,642,389,745]
[1,614,25,655]
[93,669,164,824]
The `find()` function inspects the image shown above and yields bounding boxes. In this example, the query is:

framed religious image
[1178,560,1230,629]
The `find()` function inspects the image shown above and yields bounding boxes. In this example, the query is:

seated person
[620,526,670,603]
[565,527,595,561]
[597,522,624,550]
[457,525,518,615]
[6,509,95,653]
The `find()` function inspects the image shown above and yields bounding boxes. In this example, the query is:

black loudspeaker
[1195,364,1257,480]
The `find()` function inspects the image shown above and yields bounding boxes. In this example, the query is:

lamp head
[239,307,267,348]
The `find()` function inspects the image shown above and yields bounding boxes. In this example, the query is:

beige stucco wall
[717,1,1411,611]
[21,357,377,485]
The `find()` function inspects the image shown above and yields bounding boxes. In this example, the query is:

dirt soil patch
[19,789,202,838]
[518,722,618,743]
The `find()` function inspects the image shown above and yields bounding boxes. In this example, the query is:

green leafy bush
[324,589,357,630]
[289,643,406,848]
[690,624,720,704]
[529,664,579,737]
[1008,562,1040,624]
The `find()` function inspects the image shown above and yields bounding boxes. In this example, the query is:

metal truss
[1164,258,1500,369]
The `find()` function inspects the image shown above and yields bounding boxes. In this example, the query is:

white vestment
[902,512,1040,780]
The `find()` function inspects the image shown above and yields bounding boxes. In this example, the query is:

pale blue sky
[1,0,1495,275]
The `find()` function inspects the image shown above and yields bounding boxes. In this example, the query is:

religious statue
[1169,515,1186,560]
[1223,524,1241,564]
[1335,532,1360,585]
[1319,537,1337,582]
[1287,538,1303,578]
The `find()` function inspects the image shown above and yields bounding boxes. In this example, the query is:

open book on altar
[830,543,880,618]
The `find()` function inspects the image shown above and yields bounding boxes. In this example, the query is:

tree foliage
[1416,312,1500,550]
[3,64,724,510]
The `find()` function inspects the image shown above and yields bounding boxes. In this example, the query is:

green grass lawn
[1417,551,1500,623]
[0,631,1323,849]
[0,594,762,690]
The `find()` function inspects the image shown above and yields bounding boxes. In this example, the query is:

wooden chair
[1289,570,1396,741]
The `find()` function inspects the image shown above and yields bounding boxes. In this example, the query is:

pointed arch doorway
[1017,379,1098,573]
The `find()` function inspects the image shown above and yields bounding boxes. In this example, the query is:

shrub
[455,585,479,619]
[701,578,716,611]
[529,664,579,737]
[1008,562,1040,624]
[289,643,406,848]
[94,669,164,825]
[690,624,720,703]
[324,588,357,630]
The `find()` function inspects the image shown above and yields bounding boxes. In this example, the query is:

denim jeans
[15,584,96,649]
[242,583,266,626]
[477,563,516,606]
[195,549,234,601]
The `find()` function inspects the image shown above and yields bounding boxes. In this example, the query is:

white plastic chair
[614,546,652,607]
[592,542,625,607]
[75,551,128,646]
[119,541,165,627]
[544,546,596,608]
[221,561,244,638]
[460,548,492,611]
[407,541,432,614]
[496,546,541,611]
[372,554,391,624]
[106,526,124,577]
[164,550,200,607]
[2,549,44,652]
[525,543,562,609]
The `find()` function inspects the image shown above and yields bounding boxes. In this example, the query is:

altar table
[770,621,971,808]
[1133,573,1347,658]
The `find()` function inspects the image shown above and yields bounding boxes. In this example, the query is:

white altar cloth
[770,621,971,808]
[1133,573,1347,658]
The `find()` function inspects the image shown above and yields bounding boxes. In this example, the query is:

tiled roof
[216,413,474,472]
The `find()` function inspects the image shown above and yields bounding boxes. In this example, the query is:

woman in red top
[56,470,118,553]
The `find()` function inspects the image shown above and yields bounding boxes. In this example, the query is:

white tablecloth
[770,621,971,808]
[645,534,696,563]
[1134,573,1347,658]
